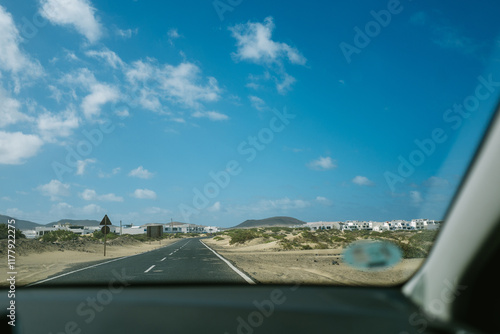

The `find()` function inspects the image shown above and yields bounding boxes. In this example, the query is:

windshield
[1,0,500,287]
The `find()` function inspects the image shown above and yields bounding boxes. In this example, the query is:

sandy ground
[204,237,425,285]
[0,239,179,286]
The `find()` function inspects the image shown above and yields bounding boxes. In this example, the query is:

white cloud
[432,26,476,53]
[283,146,305,153]
[85,49,124,69]
[229,16,306,66]
[80,188,123,202]
[229,16,306,93]
[98,167,120,178]
[135,88,162,112]
[208,201,221,212]
[410,191,423,205]
[76,158,96,175]
[39,0,103,43]
[37,109,80,142]
[192,111,229,121]
[168,28,180,39]
[61,68,120,120]
[352,175,374,186]
[115,27,137,38]
[80,188,96,200]
[115,108,130,118]
[126,60,221,111]
[0,87,33,127]
[50,202,105,217]
[249,95,267,111]
[409,11,477,54]
[0,131,43,164]
[128,166,154,179]
[132,189,157,199]
[49,202,74,217]
[275,72,296,95]
[315,196,333,206]
[424,176,449,187]
[167,28,181,45]
[5,208,26,218]
[81,83,120,119]
[307,156,336,171]
[65,50,79,61]
[81,203,104,215]
[37,179,70,201]
[0,5,43,82]
[144,207,171,215]
[255,197,310,211]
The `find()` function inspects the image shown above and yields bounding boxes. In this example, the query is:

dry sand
[204,237,425,285]
[0,239,179,286]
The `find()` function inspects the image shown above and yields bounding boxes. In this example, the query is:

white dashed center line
[144,265,155,273]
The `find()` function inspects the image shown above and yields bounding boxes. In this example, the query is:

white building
[304,221,340,231]
[120,225,145,235]
[22,230,37,239]
[33,223,101,238]
[372,223,390,232]
[339,221,373,231]
[411,219,428,230]
[425,220,441,230]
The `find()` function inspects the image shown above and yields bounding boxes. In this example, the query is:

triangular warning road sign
[100,214,112,225]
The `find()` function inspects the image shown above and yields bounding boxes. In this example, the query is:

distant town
[18,218,442,239]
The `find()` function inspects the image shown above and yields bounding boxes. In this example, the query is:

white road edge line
[26,239,183,287]
[26,256,130,287]
[144,265,155,273]
[200,240,256,285]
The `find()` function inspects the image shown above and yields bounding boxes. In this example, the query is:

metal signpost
[100,214,112,256]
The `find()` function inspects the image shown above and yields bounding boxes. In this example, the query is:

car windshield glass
[1,0,500,287]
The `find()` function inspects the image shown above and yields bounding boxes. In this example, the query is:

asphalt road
[28,238,254,286]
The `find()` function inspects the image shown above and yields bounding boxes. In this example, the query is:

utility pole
[120,220,122,236]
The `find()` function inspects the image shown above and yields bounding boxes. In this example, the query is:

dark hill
[46,219,102,227]
[0,214,43,230]
[232,216,306,229]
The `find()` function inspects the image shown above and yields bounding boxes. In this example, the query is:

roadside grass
[213,227,439,258]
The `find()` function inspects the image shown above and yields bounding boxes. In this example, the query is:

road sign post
[100,215,112,256]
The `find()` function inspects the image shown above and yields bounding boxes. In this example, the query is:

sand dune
[204,237,424,285]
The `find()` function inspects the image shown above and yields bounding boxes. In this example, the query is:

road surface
[28,238,254,286]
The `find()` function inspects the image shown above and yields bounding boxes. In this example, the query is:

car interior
[2,1,500,333]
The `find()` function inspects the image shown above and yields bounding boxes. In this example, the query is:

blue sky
[1,0,500,227]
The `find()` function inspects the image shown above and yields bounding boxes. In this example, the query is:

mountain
[0,215,111,229]
[46,219,102,227]
[0,214,43,230]
[232,216,307,229]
